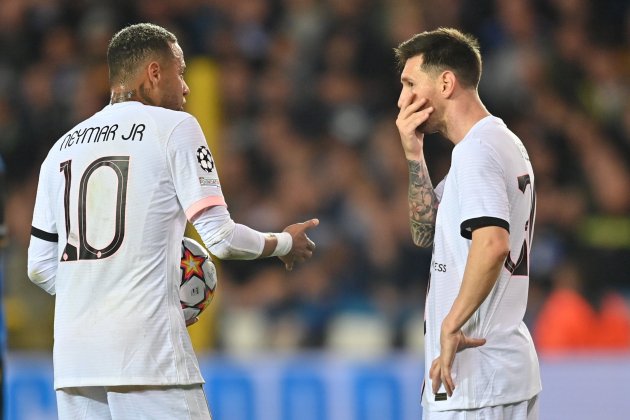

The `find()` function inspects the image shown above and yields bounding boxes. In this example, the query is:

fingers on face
[411,108,433,126]
[400,96,426,119]
[399,103,433,133]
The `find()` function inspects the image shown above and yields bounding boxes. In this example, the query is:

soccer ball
[179,237,217,322]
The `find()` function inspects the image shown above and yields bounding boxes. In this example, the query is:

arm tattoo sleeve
[407,159,438,247]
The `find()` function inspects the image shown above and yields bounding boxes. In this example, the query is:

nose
[183,80,190,96]
[397,89,409,109]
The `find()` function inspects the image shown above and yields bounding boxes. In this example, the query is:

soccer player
[394,28,541,419]
[27,23,318,420]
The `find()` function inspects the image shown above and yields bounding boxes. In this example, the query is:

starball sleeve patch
[196,146,215,173]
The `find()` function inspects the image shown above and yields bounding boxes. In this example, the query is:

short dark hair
[394,28,482,89]
[107,23,177,84]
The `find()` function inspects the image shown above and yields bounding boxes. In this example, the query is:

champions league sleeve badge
[196,145,215,173]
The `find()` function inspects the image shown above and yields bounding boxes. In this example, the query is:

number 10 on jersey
[59,156,130,262]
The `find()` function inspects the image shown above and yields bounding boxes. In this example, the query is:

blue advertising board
[5,353,630,420]
[6,353,424,420]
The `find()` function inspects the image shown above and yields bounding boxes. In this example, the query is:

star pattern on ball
[180,247,207,285]
[196,146,215,173]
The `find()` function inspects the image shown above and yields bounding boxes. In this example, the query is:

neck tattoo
[110,90,137,104]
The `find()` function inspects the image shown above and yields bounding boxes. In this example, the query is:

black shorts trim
[31,226,59,242]
[460,217,509,239]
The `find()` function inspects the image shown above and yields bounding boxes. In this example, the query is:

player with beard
[394,28,541,419]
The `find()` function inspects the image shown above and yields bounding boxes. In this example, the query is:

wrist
[405,150,423,162]
[441,315,460,335]
[268,232,292,257]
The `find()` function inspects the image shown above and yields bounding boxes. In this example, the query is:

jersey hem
[54,377,205,390]
[422,386,541,412]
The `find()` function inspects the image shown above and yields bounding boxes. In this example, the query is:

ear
[440,70,456,98]
[147,61,161,87]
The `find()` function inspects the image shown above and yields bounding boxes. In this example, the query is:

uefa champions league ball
[179,237,217,322]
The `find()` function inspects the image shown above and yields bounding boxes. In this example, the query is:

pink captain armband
[186,196,227,221]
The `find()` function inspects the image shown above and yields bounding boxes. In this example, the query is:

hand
[429,329,486,397]
[186,317,199,327]
[395,95,434,159]
[279,218,319,271]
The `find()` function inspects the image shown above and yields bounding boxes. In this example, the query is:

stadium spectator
[535,257,630,354]
[0,0,627,355]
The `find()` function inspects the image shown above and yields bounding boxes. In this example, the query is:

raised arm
[396,94,437,247]
[191,205,318,270]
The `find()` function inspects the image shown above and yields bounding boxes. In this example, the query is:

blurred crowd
[1,0,629,356]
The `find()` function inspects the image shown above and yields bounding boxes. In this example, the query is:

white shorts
[56,384,212,420]
[424,395,539,420]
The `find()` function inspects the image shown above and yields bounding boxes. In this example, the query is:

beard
[160,90,185,111]
[416,113,441,135]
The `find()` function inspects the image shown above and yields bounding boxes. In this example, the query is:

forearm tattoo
[407,159,438,247]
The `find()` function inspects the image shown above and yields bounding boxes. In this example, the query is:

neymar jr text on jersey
[59,123,146,150]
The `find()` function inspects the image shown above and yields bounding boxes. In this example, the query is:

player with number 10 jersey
[30,102,223,388]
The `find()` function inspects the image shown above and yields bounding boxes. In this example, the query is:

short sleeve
[453,140,509,239]
[435,177,446,202]
[31,160,58,242]
[166,116,226,221]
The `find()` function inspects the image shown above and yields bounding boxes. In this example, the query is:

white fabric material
[29,102,227,388]
[423,116,541,411]
[27,236,58,294]
[424,395,538,420]
[56,385,212,420]
[192,205,266,260]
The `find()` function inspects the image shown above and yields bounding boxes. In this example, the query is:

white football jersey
[31,101,225,389]
[422,116,541,411]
